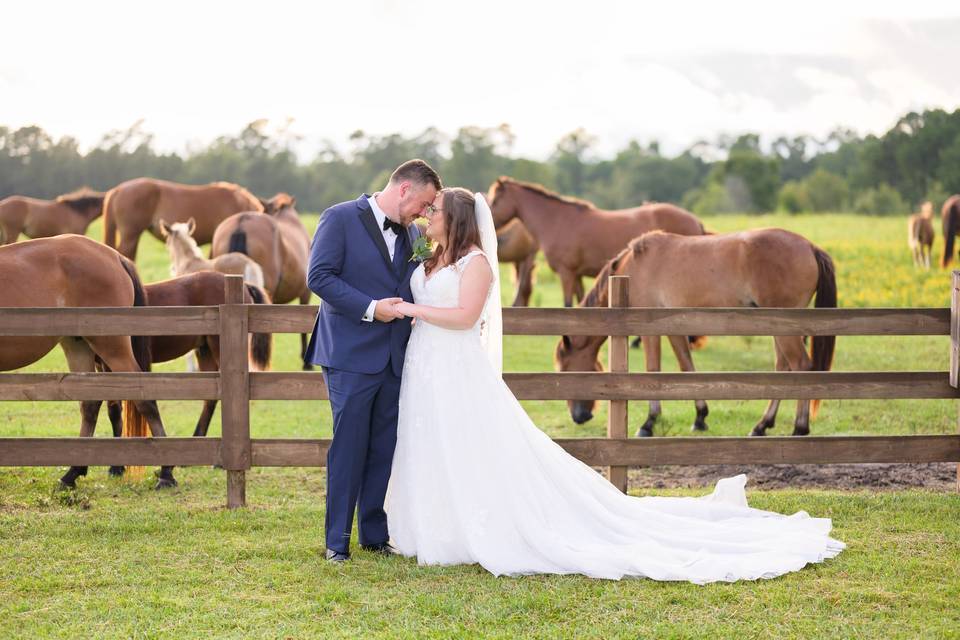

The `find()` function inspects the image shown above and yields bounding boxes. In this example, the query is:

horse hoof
[154,477,178,490]
[749,428,766,436]
[108,466,125,477]
[57,479,76,490]
[636,426,654,437]
[792,428,810,436]
[691,422,708,432]
[302,363,315,372]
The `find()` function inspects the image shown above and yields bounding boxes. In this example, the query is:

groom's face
[397,182,438,226]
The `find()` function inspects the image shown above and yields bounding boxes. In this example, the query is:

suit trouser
[322,363,401,553]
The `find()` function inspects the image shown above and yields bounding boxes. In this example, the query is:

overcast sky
[2,0,959,159]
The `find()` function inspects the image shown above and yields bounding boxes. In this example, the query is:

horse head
[262,193,297,216]
[487,177,520,229]
[554,333,605,424]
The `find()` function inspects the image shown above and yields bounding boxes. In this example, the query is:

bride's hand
[394,301,417,318]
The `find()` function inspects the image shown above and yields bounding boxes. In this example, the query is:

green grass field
[2,213,959,638]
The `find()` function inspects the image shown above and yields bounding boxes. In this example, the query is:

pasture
[2,212,959,638]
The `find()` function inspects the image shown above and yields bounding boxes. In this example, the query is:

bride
[386,187,844,583]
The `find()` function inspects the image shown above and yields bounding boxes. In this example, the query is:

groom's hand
[374,297,405,322]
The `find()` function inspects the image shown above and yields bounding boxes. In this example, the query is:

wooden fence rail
[1,273,959,506]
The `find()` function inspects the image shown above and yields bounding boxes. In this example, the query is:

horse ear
[187,217,196,235]
[158,219,170,237]
[289,195,297,208]
[258,197,270,212]
[561,335,572,350]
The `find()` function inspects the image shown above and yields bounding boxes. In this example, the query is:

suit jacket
[304,194,421,376]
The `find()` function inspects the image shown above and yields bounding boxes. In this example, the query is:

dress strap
[455,249,486,269]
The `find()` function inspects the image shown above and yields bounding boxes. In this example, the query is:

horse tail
[103,188,118,249]
[942,202,958,268]
[809,246,837,419]
[119,256,151,478]
[245,283,273,371]
[228,228,248,256]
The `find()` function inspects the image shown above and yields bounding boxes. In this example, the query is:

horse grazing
[555,228,837,437]
[496,218,539,306]
[97,272,271,468]
[160,218,265,288]
[940,195,960,268]
[488,177,706,306]
[0,234,175,488]
[102,178,266,261]
[210,193,313,369]
[0,188,105,245]
[908,201,935,269]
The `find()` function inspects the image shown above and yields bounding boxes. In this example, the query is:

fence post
[607,275,629,492]
[953,271,960,491]
[220,275,250,508]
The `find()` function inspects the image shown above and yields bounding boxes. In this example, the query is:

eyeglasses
[424,204,440,217]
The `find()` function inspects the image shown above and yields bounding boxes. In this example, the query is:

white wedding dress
[385,250,844,583]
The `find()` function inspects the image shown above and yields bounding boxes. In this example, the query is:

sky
[2,0,959,160]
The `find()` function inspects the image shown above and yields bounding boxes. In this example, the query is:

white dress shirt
[362,194,400,322]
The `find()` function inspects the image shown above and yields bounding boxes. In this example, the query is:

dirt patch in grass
[630,462,958,490]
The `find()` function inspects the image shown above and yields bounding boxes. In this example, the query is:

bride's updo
[424,187,482,273]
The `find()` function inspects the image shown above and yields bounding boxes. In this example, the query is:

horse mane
[493,176,594,210]
[56,187,105,213]
[581,246,631,309]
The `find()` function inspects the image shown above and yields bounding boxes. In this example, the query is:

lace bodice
[410,250,489,329]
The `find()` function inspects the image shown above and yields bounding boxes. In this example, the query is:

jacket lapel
[358,201,394,273]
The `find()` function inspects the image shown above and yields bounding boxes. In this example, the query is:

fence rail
[1,273,959,506]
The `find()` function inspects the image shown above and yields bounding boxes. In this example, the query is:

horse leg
[559,269,577,307]
[300,290,314,371]
[0,220,21,245]
[572,276,585,305]
[192,343,219,438]
[513,254,536,307]
[777,336,815,436]
[106,401,125,477]
[667,335,709,432]
[751,340,788,436]
[117,227,142,262]
[58,338,100,488]
[636,336,661,437]
[87,335,176,488]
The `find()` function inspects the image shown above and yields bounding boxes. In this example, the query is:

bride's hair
[425,187,481,274]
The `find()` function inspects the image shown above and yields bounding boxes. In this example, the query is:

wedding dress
[384,198,844,583]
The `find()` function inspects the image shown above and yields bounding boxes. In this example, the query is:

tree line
[2,108,959,215]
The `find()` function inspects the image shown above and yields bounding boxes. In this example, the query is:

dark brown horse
[103,178,266,261]
[0,188,105,245]
[99,272,272,471]
[555,228,837,437]
[210,193,313,369]
[488,177,706,306]
[939,195,960,268]
[0,234,174,488]
[497,218,539,306]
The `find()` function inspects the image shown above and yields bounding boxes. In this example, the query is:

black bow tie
[382,218,404,235]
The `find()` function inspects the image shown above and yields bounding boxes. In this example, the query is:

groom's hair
[390,159,442,190]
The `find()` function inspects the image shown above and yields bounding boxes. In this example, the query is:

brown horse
[0,234,174,488]
[102,178,265,261]
[98,272,272,469]
[939,195,960,268]
[488,177,706,306]
[497,218,539,306]
[908,201,935,269]
[555,228,837,437]
[0,188,105,245]
[210,193,313,369]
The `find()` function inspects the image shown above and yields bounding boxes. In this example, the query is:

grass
[1,212,959,638]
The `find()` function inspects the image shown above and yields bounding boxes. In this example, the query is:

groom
[305,159,441,562]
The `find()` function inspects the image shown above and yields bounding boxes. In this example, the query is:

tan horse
[0,188,105,245]
[102,178,265,260]
[488,177,706,306]
[497,218,539,306]
[210,193,313,369]
[0,235,174,488]
[159,219,265,288]
[555,228,837,437]
[908,201,935,269]
[940,195,960,268]
[98,272,271,469]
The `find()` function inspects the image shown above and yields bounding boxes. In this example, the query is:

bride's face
[424,192,446,244]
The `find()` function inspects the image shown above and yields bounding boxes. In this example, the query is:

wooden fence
[2,274,959,508]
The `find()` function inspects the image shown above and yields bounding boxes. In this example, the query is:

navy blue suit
[305,194,420,553]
